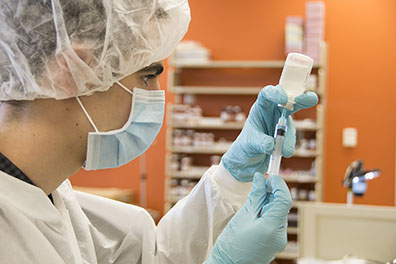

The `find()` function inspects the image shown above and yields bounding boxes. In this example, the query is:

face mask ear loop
[75,97,99,133]
[116,81,134,95]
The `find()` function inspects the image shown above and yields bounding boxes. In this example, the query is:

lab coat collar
[0,171,61,223]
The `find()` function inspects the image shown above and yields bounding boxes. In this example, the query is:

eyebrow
[137,63,164,75]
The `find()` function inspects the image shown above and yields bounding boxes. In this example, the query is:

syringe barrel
[266,122,286,193]
[267,134,285,175]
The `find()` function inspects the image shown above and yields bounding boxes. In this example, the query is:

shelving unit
[287,227,299,235]
[172,86,263,95]
[165,43,327,262]
[169,143,232,154]
[170,117,319,131]
[169,166,209,179]
[171,60,321,69]
[276,251,299,260]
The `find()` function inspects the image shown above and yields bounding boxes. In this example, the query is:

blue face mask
[76,82,165,170]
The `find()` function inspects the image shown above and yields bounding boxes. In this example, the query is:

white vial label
[280,64,310,101]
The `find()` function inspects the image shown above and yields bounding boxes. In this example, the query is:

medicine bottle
[279,53,314,110]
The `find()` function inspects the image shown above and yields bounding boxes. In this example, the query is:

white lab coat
[0,164,252,264]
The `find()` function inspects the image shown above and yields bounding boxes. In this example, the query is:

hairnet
[0,0,190,101]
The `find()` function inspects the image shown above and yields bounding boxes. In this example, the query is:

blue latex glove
[222,85,318,182]
[205,173,292,264]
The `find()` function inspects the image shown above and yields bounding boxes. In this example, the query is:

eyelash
[142,74,159,86]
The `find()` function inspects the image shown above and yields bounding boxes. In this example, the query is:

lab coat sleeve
[156,162,252,264]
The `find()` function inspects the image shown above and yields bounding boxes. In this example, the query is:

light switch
[342,128,358,148]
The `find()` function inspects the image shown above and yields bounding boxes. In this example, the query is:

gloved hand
[205,173,292,264]
[222,84,318,182]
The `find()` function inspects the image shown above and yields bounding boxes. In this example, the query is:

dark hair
[1,100,26,120]
[0,1,106,81]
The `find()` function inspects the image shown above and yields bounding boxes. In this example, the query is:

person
[0,0,318,263]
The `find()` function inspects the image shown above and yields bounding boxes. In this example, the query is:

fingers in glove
[282,116,296,158]
[246,172,268,214]
[293,91,319,112]
[260,175,292,218]
[245,130,275,156]
[257,85,288,107]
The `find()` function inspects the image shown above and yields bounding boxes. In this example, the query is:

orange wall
[322,0,396,205]
[70,0,396,215]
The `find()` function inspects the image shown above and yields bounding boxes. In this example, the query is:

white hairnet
[0,0,190,101]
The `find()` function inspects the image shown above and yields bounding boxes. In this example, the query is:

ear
[73,47,94,66]
[52,45,95,97]
[56,45,94,69]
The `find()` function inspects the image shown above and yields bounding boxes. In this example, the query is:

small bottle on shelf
[173,130,183,147]
[220,107,229,122]
[226,105,235,122]
[170,179,180,200]
[234,106,246,122]
[180,156,192,171]
[298,189,308,201]
[308,190,316,201]
[170,154,180,171]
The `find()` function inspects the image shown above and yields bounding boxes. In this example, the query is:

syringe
[266,53,313,192]
[266,108,287,193]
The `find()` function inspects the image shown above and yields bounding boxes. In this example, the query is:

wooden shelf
[292,201,317,209]
[292,201,303,208]
[276,251,299,259]
[287,227,299,235]
[168,166,209,179]
[169,119,245,130]
[170,144,231,154]
[171,85,319,96]
[170,118,317,131]
[172,86,262,95]
[294,123,318,131]
[171,60,321,69]
[282,175,318,183]
[293,149,317,158]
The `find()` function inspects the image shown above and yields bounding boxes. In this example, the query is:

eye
[139,63,164,88]
[142,74,159,87]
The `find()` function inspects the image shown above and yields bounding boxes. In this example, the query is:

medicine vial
[279,53,314,110]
